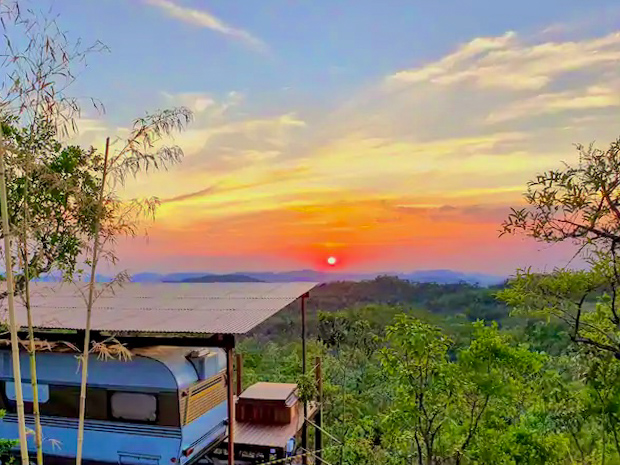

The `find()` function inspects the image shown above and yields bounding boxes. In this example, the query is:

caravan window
[5,382,49,403]
[111,392,157,422]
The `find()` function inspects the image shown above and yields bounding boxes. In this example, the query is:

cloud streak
[486,85,620,124]
[143,0,266,52]
[388,31,620,91]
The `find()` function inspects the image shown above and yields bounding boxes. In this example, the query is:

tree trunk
[0,130,30,465]
[414,434,423,465]
[425,441,433,465]
[76,137,109,465]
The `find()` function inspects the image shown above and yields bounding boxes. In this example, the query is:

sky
[30,0,620,275]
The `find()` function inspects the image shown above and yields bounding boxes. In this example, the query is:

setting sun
[327,256,337,266]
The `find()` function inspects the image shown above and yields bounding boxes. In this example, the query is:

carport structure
[7,282,318,465]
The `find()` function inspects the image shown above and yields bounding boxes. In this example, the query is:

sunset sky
[43,0,620,275]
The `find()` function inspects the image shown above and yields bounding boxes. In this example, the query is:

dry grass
[0,336,132,362]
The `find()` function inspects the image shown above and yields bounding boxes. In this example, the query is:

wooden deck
[233,402,318,449]
[212,402,317,464]
[212,376,322,463]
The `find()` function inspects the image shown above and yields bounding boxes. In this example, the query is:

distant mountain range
[177,274,264,283]
[31,269,505,286]
[129,269,505,286]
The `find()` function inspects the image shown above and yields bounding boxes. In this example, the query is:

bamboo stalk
[23,98,45,465]
[0,130,30,464]
[22,176,44,465]
[76,137,110,465]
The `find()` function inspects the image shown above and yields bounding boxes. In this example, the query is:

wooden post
[301,295,308,464]
[226,339,235,465]
[315,356,323,463]
[236,353,243,396]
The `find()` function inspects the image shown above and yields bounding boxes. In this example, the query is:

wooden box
[236,382,299,425]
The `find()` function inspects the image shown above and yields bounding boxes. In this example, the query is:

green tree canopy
[0,118,102,294]
[500,138,620,360]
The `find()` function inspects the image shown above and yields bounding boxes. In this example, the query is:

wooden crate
[236,382,299,425]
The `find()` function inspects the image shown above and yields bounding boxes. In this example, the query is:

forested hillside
[246,276,512,343]
[239,138,620,465]
[238,276,608,464]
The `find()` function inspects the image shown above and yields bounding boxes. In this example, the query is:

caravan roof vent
[188,348,211,359]
[187,349,217,380]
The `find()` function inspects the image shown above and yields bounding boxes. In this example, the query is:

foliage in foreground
[240,303,620,465]
[500,138,620,361]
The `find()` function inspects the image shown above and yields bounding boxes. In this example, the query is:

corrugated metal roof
[3,282,316,335]
[239,382,298,402]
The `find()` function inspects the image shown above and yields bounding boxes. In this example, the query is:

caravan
[0,346,228,465]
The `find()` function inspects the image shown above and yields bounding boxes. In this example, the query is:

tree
[496,267,620,357]
[0,1,106,461]
[0,3,192,464]
[380,315,455,465]
[538,357,594,463]
[501,139,620,247]
[577,350,620,463]
[380,316,555,465]
[450,323,547,465]
[500,139,620,360]
[1,121,101,291]
[75,107,192,465]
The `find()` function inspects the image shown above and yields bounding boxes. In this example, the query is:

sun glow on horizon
[327,256,337,266]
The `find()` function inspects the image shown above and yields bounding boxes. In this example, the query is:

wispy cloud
[159,165,309,206]
[161,91,243,117]
[387,31,620,90]
[161,185,217,204]
[388,32,517,86]
[486,85,620,124]
[143,0,266,52]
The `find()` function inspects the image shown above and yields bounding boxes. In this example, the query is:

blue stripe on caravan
[3,415,182,439]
